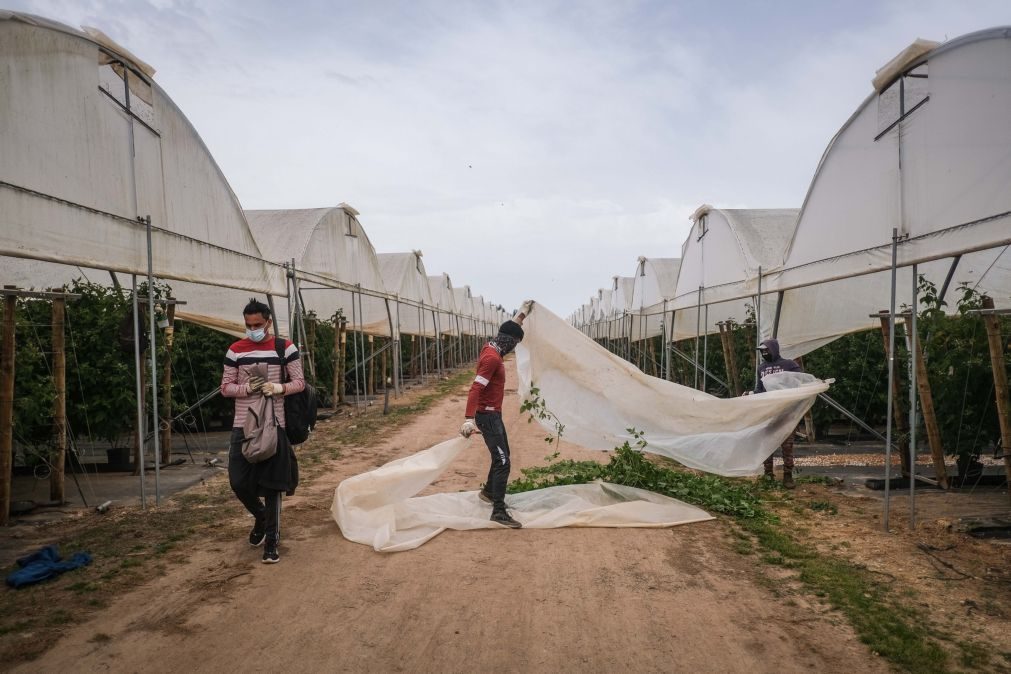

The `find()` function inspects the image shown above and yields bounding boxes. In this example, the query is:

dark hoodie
[754,338,801,393]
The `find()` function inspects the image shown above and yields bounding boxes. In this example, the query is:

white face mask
[246,326,268,342]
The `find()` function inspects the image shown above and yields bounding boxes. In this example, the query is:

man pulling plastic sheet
[332,302,827,551]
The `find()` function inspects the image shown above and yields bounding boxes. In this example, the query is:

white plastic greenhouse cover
[593,289,614,339]
[0,12,284,297]
[612,276,635,314]
[378,251,439,338]
[629,257,681,342]
[471,294,490,336]
[452,286,478,335]
[486,302,501,333]
[671,207,797,342]
[588,296,602,338]
[427,273,461,336]
[768,29,1011,357]
[516,305,828,477]
[173,206,393,337]
[332,437,714,552]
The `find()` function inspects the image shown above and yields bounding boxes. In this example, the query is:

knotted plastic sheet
[515,305,829,477]
[332,437,713,552]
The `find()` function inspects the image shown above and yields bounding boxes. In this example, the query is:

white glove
[246,375,266,395]
[460,419,478,438]
[261,382,284,397]
[518,300,534,317]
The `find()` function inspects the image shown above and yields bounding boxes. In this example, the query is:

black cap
[498,320,524,341]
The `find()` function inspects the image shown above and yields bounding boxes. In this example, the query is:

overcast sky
[11,0,1011,315]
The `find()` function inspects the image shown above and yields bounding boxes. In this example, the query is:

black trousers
[475,411,511,510]
[229,428,282,542]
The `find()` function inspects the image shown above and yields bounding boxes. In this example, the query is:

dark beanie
[498,320,524,341]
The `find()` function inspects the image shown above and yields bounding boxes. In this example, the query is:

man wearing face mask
[460,301,533,528]
[221,299,305,563]
[752,338,802,488]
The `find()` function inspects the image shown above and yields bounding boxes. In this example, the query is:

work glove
[460,419,478,438]
[518,300,534,318]
[246,375,266,395]
[261,382,285,397]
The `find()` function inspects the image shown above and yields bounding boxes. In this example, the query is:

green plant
[914,278,1004,465]
[9,297,57,456]
[519,384,565,445]
[508,429,765,518]
[168,319,234,430]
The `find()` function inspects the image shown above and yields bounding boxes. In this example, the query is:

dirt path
[17,363,887,673]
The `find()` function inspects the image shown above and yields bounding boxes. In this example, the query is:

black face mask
[494,334,519,356]
[760,350,773,363]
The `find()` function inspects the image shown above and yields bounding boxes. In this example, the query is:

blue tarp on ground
[5,544,92,589]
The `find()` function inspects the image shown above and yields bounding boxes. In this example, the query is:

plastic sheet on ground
[332,437,714,552]
[516,305,830,477]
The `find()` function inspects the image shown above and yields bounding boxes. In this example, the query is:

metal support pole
[350,289,360,407]
[418,304,426,383]
[694,286,702,389]
[131,275,146,508]
[910,263,918,528]
[266,295,278,331]
[384,297,399,397]
[357,289,367,402]
[772,291,784,339]
[144,216,160,505]
[702,304,709,393]
[884,229,898,532]
[395,300,404,384]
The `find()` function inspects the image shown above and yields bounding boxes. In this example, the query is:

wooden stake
[910,322,949,489]
[718,322,743,396]
[981,296,1011,500]
[51,296,66,503]
[0,294,16,525]
[381,338,388,391]
[878,313,911,475]
[160,302,176,464]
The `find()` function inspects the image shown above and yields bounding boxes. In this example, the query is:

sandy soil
[15,362,888,673]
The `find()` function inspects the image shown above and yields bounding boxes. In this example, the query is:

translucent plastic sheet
[516,305,829,477]
[332,437,714,552]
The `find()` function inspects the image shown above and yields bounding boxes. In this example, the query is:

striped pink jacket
[220,337,305,428]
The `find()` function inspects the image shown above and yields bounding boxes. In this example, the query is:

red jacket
[465,343,505,417]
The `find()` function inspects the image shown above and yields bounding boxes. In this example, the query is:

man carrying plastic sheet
[751,338,802,488]
[221,299,305,563]
[460,301,533,528]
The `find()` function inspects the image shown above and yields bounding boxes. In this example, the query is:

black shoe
[262,540,280,564]
[478,489,493,504]
[249,525,266,547]
[262,541,279,565]
[491,510,522,529]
